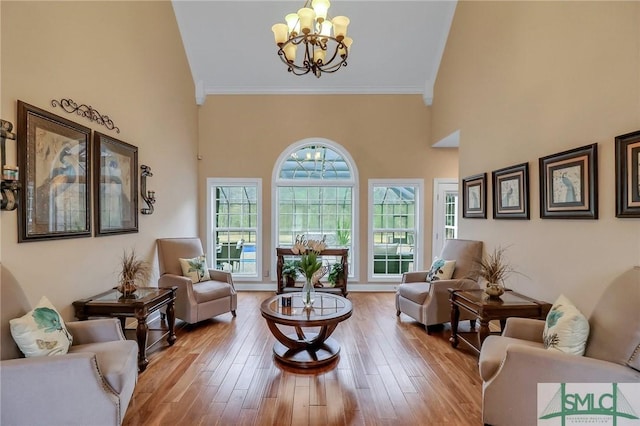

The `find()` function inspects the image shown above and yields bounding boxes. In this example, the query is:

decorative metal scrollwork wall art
[140,165,156,215]
[1,119,20,211]
[51,98,120,133]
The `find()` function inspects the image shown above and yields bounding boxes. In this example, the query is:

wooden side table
[448,288,551,354]
[276,247,349,296]
[73,286,177,371]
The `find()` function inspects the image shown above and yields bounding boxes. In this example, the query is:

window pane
[372,184,418,277]
[212,184,258,277]
[279,146,352,180]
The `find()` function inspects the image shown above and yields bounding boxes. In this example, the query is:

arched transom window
[273,138,358,279]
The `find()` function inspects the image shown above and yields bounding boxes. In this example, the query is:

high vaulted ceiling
[171,1,457,105]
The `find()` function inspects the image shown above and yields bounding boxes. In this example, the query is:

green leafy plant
[298,251,323,281]
[336,219,350,246]
[282,260,300,283]
[327,263,344,287]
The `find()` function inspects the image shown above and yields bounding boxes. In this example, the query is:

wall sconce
[1,119,20,211]
[140,164,155,215]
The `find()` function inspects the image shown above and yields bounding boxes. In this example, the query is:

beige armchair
[396,239,483,332]
[1,268,138,426]
[156,237,237,324]
[479,267,640,426]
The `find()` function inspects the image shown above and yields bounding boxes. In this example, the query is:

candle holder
[140,164,155,215]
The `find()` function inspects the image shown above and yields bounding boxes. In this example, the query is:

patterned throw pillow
[426,258,456,282]
[179,255,211,283]
[543,294,590,356]
[9,296,73,357]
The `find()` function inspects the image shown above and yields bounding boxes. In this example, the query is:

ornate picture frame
[492,162,529,220]
[615,130,640,218]
[539,143,598,219]
[17,101,92,242]
[93,132,138,236]
[462,173,487,219]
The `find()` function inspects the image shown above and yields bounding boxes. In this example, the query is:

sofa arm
[67,318,125,345]
[431,278,479,294]
[159,274,193,292]
[402,271,429,283]
[502,317,545,342]
[209,269,235,290]
[483,344,640,426]
[0,354,121,425]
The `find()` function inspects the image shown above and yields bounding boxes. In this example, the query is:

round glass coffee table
[260,292,352,368]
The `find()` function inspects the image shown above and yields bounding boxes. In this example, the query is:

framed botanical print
[17,101,92,242]
[492,163,529,220]
[93,132,138,236]
[462,173,487,219]
[539,143,598,219]
[615,130,640,218]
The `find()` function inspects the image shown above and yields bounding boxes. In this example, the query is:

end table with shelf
[276,247,348,297]
[448,288,551,354]
[73,286,177,371]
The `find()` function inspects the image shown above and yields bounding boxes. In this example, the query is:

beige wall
[432,1,640,315]
[1,1,199,320]
[197,95,458,282]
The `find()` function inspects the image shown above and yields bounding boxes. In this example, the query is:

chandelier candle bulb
[312,0,330,21]
[313,49,326,64]
[339,36,352,57]
[284,43,297,63]
[272,23,288,46]
[297,8,316,34]
[285,13,300,35]
[331,16,349,39]
[320,20,332,37]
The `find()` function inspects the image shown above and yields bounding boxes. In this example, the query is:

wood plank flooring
[123,292,483,426]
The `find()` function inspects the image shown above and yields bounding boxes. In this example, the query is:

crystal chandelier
[271,0,352,78]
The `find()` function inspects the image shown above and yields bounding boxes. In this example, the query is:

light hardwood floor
[123,291,483,426]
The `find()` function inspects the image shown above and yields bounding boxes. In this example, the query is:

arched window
[273,138,358,279]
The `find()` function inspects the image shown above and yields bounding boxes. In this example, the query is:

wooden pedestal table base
[261,293,352,369]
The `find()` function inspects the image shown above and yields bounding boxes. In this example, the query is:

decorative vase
[485,282,505,298]
[117,280,138,298]
[302,277,315,308]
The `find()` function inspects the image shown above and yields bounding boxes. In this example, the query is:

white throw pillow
[9,296,73,357]
[179,255,211,283]
[426,258,456,282]
[543,294,590,356]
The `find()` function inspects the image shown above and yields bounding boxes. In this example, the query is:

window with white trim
[369,179,423,280]
[273,139,358,280]
[207,178,262,280]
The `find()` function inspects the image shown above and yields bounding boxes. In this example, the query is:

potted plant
[282,260,300,287]
[117,249,151,298]
[473,246,517,298]
[327,263,345,288]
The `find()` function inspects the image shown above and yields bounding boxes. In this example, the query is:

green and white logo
[538,383,640,425]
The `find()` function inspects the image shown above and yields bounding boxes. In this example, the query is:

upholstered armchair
[396,239,483,331]
[1,269,138,426]
[479,267,640,426]
[156,237,237,324]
